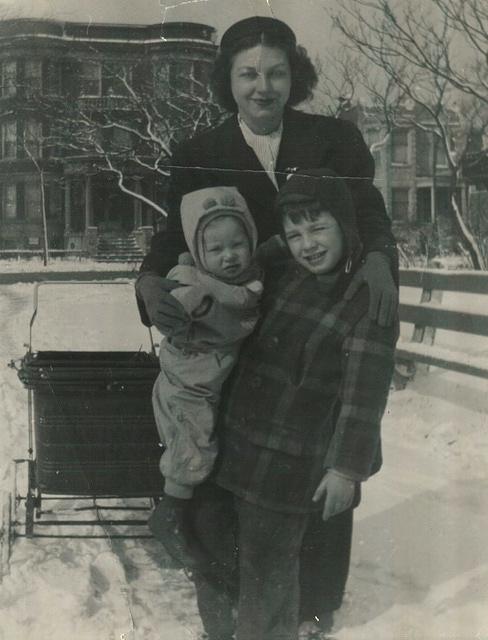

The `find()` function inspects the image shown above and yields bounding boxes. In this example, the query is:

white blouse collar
[238,116,283,190]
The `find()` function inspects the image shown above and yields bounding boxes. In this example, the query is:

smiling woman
[229,45,291,135]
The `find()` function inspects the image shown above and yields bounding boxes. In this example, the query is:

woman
[138,15,398,636]
[140,16,397,326]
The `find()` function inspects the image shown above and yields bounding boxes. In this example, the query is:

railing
[0,249,87,259]
[78,97,133,111]
[397,268,488,381]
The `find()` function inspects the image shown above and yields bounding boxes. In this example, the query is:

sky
[0,0,341,62]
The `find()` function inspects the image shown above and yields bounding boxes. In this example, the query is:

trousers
[152,340,235,497]
[190,483,355,640]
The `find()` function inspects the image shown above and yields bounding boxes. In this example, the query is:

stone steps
[95,233,144,262]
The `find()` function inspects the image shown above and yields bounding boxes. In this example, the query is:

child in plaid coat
[190,169,399,640]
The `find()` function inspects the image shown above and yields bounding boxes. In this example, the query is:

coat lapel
[276,109,334,188]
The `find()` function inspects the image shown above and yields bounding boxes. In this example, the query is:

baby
[136,186,262,568]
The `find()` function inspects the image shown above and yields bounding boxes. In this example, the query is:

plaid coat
[215,263,398,514]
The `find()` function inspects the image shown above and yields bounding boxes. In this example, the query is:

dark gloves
[135,272,191,338]
[344,252,398,327]
[139,230,187,276]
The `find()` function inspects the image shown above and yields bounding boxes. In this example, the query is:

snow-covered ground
[0,257,141,273]
[1,277,487,640]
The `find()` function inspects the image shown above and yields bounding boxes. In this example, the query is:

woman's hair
[211,32,318,112]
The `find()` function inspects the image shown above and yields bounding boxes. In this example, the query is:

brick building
[0,19,216,255]
[341,102,469,254]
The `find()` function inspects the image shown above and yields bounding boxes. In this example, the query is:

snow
[0,257,141,273]
[1,277,488,640]
[396,340,488,378]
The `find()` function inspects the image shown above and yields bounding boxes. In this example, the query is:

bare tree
[329,0,487,269]
[23,144,49,265]
[41,57,223,223]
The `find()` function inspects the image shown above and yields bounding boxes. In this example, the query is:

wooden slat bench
[396,269,488,385]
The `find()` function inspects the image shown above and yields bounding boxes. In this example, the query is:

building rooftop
[0,18,216,45]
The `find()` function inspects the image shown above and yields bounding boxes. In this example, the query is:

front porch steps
[95,232,145,262]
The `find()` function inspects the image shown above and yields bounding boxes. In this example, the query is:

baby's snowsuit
[149,187,262,499]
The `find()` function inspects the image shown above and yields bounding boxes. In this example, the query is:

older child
[191,169,399,640]
[136,186,262,568]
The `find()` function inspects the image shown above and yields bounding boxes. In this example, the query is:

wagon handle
[29,280,133,353]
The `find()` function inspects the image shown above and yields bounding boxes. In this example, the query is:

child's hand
[312,469,356,521]
[178,251,195,266]
[167,265,197,285]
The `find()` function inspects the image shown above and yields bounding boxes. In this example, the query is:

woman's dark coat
[140,107,397,278]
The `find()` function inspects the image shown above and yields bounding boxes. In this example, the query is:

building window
[23,120,43,158]
[1,61,17,97]
[391,187,409,220]
[154,62,169,83]
[44,61,61,95]
[25,182,42,219]
[170,59,197,96]
[392,129,410,164]
[417,187,432,223]
[45,182,63,219]
[102,63,131,96]
[191,60,209,96]
[112,127,132,150]
[435,140,449,168]
[2,184,17,219]
[24,60,42,96]
[79,62,101,97]
[1,121,17,158]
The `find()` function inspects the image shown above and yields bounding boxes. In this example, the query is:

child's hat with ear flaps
[180,186,258,275]
[275,168,363,268]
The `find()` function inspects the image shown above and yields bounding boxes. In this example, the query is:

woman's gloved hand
[312,469,356,522]
[344,251,398,327]
[135,272,191,337]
